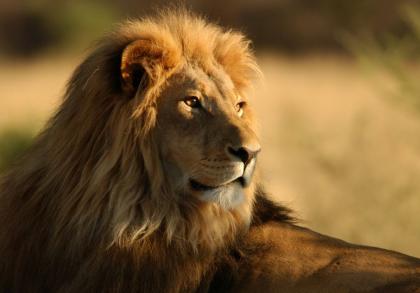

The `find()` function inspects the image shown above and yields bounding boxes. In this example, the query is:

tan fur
[0,8,419,293]
[226,222,420,293]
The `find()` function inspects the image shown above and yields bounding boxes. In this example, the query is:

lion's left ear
[120,39,176,98]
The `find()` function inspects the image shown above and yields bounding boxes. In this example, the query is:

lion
[0,8,419,293]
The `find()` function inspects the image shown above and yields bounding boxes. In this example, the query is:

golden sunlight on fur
[0,8,419,293]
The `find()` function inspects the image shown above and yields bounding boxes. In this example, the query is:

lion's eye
[236,101,246,117]
[184,96,201,108]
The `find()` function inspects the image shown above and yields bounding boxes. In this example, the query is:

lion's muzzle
[190,155,258,192]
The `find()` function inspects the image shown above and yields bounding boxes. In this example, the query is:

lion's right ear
[120,39,174,98]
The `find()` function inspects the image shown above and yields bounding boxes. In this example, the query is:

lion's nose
[227,145,261,165]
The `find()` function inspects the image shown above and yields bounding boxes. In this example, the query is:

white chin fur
[198,182,245,210]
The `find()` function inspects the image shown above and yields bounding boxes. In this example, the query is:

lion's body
[0,9,419,293]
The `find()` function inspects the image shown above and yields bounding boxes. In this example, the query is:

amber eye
[184,96,201,108]
[236,101,246,117]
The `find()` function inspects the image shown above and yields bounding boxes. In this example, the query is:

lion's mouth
[189,177,245,191]
[189,158,256,192]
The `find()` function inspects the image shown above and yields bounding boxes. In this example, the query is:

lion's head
[147,45,261,210]
[118,11,261,248]
[0,9,261,252]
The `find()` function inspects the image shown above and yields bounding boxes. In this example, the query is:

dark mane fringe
[251,184,296,226]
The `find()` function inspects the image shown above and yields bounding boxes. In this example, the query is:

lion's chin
[191,179,245,210]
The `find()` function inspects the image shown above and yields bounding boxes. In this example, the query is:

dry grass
[1,53,419,256]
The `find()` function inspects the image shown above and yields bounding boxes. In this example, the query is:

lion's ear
[120,39,168,98]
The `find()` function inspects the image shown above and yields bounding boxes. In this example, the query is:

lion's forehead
[182,64,237,101]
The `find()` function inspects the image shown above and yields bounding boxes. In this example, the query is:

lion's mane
[0,9,286,292]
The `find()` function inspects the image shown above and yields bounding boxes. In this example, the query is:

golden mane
[0,9,259,255]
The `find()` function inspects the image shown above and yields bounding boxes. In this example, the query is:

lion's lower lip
[190,179,216,191]
[189,178,244,191]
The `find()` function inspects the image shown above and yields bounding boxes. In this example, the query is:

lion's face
[119,25,260,214]
[155,64,260,209]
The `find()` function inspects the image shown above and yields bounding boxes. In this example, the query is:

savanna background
[1,0,420,256]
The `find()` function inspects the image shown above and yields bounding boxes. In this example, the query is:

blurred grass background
[0,0,419,256]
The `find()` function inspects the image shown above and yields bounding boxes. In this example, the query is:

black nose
[227,146,260,165]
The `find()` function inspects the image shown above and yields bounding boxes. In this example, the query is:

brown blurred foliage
[1,0,420,57]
